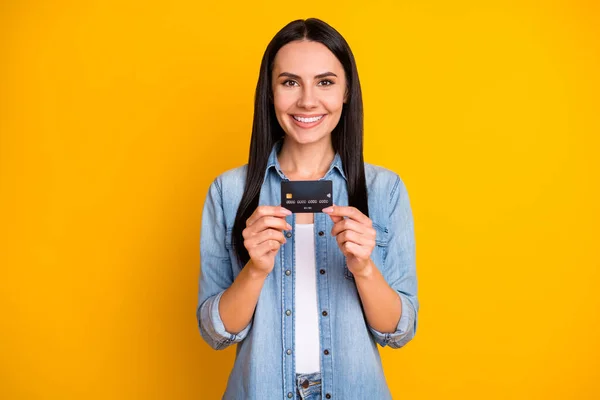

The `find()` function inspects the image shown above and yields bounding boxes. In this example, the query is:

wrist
[351,259,376,280]
[245,261,270,281]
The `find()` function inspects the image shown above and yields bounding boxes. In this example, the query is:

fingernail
[286,223,292,230]
[281,207,292,215]
[322,206,333,213]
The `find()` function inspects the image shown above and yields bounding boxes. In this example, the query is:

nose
[297,85,318,109]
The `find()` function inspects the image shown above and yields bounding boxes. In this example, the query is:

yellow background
[1,1,599,399]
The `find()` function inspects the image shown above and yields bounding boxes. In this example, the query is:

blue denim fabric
[296,372,321,400]
[197,139,419,400]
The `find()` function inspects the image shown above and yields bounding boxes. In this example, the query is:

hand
[323,205,376,277]
[243,205,292,278]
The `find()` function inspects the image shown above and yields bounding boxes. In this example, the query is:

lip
[290,114,326,129]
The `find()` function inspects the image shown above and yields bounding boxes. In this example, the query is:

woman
[197,18,418,400]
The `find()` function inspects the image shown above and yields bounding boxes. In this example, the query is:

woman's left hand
[323,205,375,277]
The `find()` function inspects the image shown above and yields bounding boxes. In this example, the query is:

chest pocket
[344,221,388,281]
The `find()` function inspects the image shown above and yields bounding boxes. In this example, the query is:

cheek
[272,88,296,113]
[322,92,345,113]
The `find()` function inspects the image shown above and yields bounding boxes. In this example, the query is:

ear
[343,88,349,104]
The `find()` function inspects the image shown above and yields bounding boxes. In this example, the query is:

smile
[292,115,324,123]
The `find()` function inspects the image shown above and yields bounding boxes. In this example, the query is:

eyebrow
[277,72,338,80]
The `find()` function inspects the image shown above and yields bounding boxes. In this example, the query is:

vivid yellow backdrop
[1,1,599,399]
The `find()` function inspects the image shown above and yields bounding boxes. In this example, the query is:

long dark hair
[232,18,369,266]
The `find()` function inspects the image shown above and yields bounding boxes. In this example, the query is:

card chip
[286,193,293,199]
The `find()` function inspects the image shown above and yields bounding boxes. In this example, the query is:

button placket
[281,213,295,398]
[315,212,333,397]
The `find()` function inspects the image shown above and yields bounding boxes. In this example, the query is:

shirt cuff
[368,292,415,349]
[199,291,252,350]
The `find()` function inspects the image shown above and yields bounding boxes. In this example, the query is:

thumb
[328,214,343,223]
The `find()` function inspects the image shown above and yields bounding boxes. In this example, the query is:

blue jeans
[295,372,322,400]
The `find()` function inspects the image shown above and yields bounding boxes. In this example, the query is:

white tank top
[294,223,321,373]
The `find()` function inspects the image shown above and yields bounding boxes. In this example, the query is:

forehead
[273,40,344,75]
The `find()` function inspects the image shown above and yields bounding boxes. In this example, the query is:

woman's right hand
[243,205,292,278]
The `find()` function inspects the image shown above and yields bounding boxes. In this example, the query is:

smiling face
[271,40,347,145]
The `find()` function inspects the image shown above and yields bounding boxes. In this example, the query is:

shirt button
[326,394,331,399]
[288,392,293,398]
[286,349,292,355]
[285,231,292,238]
[285,270,291,276]
[322,310,328,317]
[286,310,291,316]
[324,349,329,355]
[319,269,326,275]
[318,231,324,236]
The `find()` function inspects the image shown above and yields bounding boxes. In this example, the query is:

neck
[278,136,335,181]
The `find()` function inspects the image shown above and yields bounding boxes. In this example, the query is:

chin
[285,130,331,145]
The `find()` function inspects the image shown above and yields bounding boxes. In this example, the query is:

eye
[282,80,299,87]
[318,79,334,86]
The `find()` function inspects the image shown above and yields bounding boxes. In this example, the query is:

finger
[331,218,376,237]
[249,240,282,259]
[327,214,344,224]
[256,240,282,256]
[342,241,371,259]
[336,230,375,249]
[246,205,292,227]
[245,229,286,249]
[323,205,372,226]
[249,216,292,236]
[243,216,290,239]
[244,217,291,240]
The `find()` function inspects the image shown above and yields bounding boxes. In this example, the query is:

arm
[197,178,289,349]
[365,175,418,348]
[353,259,402,334]
[197,177,250,350]
[219,205,290,332]
[218,261,268,334]
[324,175,418,349]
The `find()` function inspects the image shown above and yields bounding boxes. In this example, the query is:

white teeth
[293,115,323,123]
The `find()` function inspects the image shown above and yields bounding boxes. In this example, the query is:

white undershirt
[294,223,321,373]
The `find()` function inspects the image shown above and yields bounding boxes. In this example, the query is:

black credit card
[281,180,333,213]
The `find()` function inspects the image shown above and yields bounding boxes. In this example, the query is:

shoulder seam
[389,175,401,204]
[213,177,223,198]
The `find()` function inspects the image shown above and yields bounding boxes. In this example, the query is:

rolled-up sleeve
[368,175,419,349]
[368,291,417,348]
[198,290,253,350]
[197,177,252,350]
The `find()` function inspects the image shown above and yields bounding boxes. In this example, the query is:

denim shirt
[197,140,419,400]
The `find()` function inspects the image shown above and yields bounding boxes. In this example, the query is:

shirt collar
[263,139,347,184]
